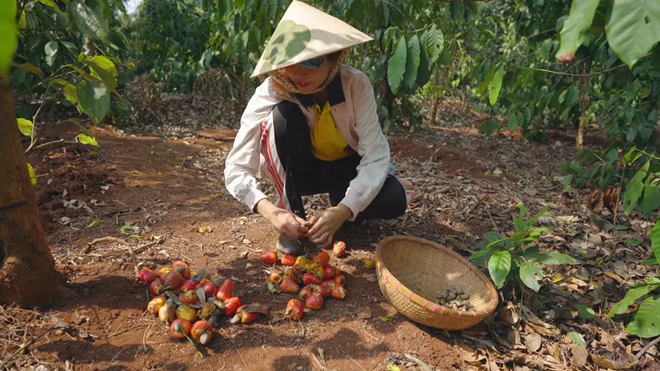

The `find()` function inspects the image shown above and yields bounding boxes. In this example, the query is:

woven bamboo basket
[375,235,498,330]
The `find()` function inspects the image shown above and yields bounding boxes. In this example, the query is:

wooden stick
[404,354,436,371]
[636,336,660,361]
[220,328,248,369]
[103,238,164,258]
[83,236,128,253]
[347,356,366,371]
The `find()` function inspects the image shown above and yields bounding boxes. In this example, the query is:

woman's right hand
[256,199,308,240]
[271,209,309,240]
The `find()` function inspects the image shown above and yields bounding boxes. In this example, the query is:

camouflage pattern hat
[250,1,373,78]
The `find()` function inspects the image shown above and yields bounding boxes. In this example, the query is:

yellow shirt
[310,101,350,161]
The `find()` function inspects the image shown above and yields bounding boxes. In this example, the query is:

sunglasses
[298,56,327,69]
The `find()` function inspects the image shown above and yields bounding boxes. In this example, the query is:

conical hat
[250,1,373,78]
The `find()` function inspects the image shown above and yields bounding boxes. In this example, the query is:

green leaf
[555,0,600,63]
[626,239,642,247]
[63,82,78,105]
[17,118,33,137]
[641,184,660,216]
[76,80,110,125]
[626,296,660,338]
[387,37,407,94]
[379,316,395,321]
[415,47,431,87]
[38,0,66,14]
[507,113,519,131]
[75,134,99,147]
[522,246,540,260]
[19,63,44,79]
[567,332,586,347]
[488,66,505,106]
[404,35,420,89]
[488,250,511,289]
[88,220,100,228]
[87,55,117,90]
[519,262,543,292]
[69,0,109,40]
[513,216,526,234]
[605,0,660,68]
[575,304,595,319]
[267,281,278,293]
[528,205,550,226]
[387,365,401,371]
[641,258,658,266]
[517,201,529,219]
[0,0,18,79]
[651,218,660,263]
[423,25,444,63]
[44,41,59,66]
[608,285,654,317]
[477,65,496,97]
[468,248,492,261]
[623,161,650,215]
[530,252,578,265]
[479,118,500,137]
[27,163,37,186]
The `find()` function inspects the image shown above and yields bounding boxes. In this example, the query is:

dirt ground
[5,111,657,370]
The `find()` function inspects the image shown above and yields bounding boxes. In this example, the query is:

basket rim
[375,235,499,319]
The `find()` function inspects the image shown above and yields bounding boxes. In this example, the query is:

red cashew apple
[150,279,164,296]
[280,277,300,294]
[180,279,198,293]
[139,268,158,284]
[216,279,235,301]
[312,251,330,267]
[305,291,323,310]
[285,299,304,320]
[298,285,313,300]
[169,318,192,339]
[260,251,278,264]
[191,320,213,345]
[314,284,331,298]
[172,261,191,279]
[281,254,296,266]
[331,286,346,300]
[163,269,184,290]
[224,297,242,317]
[302,273,321,285]
[332,241,346,257]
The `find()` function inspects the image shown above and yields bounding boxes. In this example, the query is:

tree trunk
[576,64,589,151]
[0,77,63,307]
[429,93,440,126]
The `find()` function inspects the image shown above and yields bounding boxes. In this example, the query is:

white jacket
[224,65,391,221]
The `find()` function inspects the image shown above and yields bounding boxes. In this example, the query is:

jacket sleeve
[224,80,278,212]
[339,73,390,221]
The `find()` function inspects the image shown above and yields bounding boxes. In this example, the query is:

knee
[383,177,408,219]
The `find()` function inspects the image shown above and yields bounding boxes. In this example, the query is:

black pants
[272,101,407,224]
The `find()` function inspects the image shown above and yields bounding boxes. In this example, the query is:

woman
[224,1,411,256]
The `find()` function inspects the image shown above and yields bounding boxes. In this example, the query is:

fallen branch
[220,328,248,368]
[102,238,165,258]
[83,236,128,253]
[0,326,60,368]
[635,336,660,361]
[404,354,436,371]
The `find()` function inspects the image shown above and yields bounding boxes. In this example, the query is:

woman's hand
[272,209,309,240]
[256,199,308,240]
[307,205,352,248]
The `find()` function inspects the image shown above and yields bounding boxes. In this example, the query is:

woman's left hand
[308,205,352,248]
